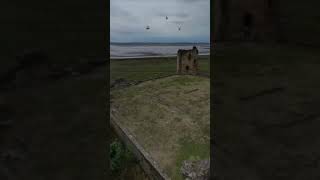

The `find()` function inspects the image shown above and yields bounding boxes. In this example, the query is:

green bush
[110,139,136,173]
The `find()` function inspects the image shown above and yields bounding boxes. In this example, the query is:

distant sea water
[110,42,210,59]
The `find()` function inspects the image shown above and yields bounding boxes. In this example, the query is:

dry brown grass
[111,75,210,179]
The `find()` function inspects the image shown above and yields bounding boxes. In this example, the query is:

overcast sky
[110,0,210,43]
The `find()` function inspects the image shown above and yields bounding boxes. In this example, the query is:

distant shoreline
[110,53,210,60]
[110,43,210,60]
[110,42,210,46]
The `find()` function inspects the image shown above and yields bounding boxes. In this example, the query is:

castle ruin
[176,46,199,75]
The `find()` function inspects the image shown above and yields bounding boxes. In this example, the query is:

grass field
[110,55,210,84]
[110,55,210,179]
[111,75,210,180]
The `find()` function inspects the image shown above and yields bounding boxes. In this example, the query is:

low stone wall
[110,108,170,180]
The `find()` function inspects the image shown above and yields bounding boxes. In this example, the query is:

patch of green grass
[110,55,210,83]
[172,137,210,180]
[110,139,137,174]
[157,75,206,88]
[111,75,210,179]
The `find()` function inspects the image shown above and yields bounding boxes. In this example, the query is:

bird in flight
[146,25,150,30]
[178,26,181,31]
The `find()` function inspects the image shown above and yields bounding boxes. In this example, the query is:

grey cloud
[176,12,189,18]
[156,12,189,18]
[110,6,139,23]
[179,0,205,3]
[111,29,135,34]
[111,9,131,17]
[110,3,129,16]
[111,0,209,42]
[170,20,185,25]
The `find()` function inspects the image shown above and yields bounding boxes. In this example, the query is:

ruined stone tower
[176,46,199,75]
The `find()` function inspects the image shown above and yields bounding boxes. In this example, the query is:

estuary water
[110,42,210,59]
